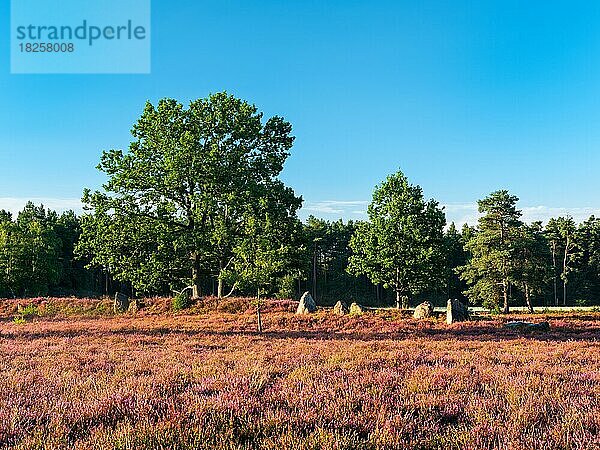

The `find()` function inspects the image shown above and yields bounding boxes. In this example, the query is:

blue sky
[3,0,600,225]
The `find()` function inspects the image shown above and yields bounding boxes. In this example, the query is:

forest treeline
[2,93,600,311]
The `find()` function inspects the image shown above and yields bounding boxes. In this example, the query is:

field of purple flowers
[0,298,599,449]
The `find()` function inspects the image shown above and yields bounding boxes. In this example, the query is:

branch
[223,282,238,298]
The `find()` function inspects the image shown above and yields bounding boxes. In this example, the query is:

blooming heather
[0,299,599,449]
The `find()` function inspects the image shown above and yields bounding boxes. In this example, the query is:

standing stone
[114,292,130,314]
[296,291,317,314]
[349,302,365,315]
[333,301,349,315]
[413,301,434,319]
[446,298,469,324]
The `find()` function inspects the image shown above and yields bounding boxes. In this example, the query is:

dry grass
[1,299,599,449]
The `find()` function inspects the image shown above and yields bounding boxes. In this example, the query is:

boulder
[446,298,469,324]
[114,292,130,314]
[413,301,434,319]
[504,321,550,332]
[296,291,317,314]
[333,301,349,315]
[349,302,365,315]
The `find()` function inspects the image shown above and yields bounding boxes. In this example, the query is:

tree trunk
[312,243,317,301]
[217,259,224,299]
[402,294,409,310]
[217,278,223,299]
[395,267,401,309]
[563,235,569,306]
[524,283,533,313]
[256,290,263,333]
[551,242,557,306]
[191,253,201,299]
[502,279,509,314]
[257,305,262,333]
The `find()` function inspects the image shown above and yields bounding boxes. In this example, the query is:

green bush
[19,304,39,318]
[172,292,192,311]
[276,275,296,299]
[13,315,26,324]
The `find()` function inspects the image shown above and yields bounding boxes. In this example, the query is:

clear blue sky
[3,0,600,224]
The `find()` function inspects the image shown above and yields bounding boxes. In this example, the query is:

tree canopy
[459,190,524,313]
[347,170,446,308]
[77,92,302,298]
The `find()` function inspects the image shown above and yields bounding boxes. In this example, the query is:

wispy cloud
[0,197,83,217]
[520,206,600,224]
[302,200,369,216]
[302,200,600,226]
[442,203,479,227]
[443,203,600,227]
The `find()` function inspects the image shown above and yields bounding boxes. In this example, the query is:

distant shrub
[19,304,39,318]
[486,303,501,315]
[172,292,192,311]
[12,315,26,324]
[36,302,58,317]
[276,275,296,299]
[575,298,591,307]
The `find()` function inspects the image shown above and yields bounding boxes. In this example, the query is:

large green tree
[459,190,523,313]
[77,93,299,297]
[443,222,470,301]
[303,216,359,303]
[574,216,600,302]
[347,170,446,309]
[545,217,578,306]
[0,203,62,297]
[516,222,551,312]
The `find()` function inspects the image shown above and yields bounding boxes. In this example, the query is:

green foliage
[19,304,39,318]
[77,93,301,298]
[0,203,94,298]
[12,315,26,325]
[347,170,446,307]
[227,190,305,298]
[277,274,296,299]
[0,203,60,297]
[459,190,523,312]
[303,216,366,304]
[172,292,192,311]
[545,217,580,305]
[443,223,470,301]
[515,222,552,310]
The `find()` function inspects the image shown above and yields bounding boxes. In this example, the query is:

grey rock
[446,298,469,324]
[114,292,130,314]
[349,302,366,315]
[333,301,349,315]
[413,301,434,319]
[504,321,550,332]
[296,291,317,314]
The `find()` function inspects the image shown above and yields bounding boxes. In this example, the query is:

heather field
[1,299,600,450]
